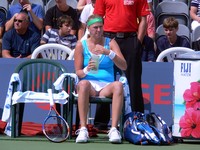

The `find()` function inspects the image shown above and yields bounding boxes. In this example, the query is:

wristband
[109,50,116,60]
[83,67,89,75]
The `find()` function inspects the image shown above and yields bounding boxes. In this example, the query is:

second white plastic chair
[156,47,195,62]
[31,43,73,60]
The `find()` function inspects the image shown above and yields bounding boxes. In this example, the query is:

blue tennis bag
[123,112,173,145]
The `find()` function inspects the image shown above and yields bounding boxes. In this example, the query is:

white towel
[54,73,79,90]
[12,90,69,105]
[2,73,21,136]
[119,76,132,115]
[2,73,21,122]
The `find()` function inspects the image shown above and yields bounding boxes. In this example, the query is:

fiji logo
[180,63,191,76]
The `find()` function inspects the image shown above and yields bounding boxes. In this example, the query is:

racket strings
[43,116,69,142]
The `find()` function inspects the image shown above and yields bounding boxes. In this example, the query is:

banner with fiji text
[173,59,200,138]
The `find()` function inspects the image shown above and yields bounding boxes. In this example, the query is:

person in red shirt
[94,0,150,114]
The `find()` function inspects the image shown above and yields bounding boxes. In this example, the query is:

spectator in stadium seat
[5,0,44,34]
[77,0,91,13]
[2,12,40,58]
[190,0,200,31]
[78,0,95,41]
[41,15,77,49]
[156,17,191,57]
[136,1,156,61]
[142,35,156,62]
[146,0,156,40]
[0,11,6,57]
[44,0,79,36]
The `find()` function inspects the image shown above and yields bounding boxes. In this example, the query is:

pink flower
[193,102,200,111]
[183,82,200,108]
[179,108,200,138]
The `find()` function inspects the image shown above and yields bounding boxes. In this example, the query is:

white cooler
[173,52,200,139]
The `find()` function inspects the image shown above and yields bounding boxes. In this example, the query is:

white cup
[90,54,99,74]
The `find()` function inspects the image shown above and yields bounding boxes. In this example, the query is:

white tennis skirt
[89,80,110,92]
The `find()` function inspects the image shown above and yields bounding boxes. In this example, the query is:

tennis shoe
[107,127,122,143]
[75,127,89,143]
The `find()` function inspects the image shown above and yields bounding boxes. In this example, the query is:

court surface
[1,134,200,150]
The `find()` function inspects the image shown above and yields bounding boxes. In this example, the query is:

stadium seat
[162,0,188,4]
[0,0,8,10]
[155,1,190,28]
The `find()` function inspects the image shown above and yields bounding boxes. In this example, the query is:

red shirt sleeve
[137,0,150,17]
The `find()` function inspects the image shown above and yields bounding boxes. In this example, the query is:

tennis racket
[42,89,69,143]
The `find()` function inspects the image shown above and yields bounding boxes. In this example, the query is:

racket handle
[47,89,54,106]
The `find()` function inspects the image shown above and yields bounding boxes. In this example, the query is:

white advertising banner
[173,59,200,138]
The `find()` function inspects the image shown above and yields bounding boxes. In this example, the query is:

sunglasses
[14,19,25,23]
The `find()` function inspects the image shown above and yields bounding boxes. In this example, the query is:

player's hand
[94,44,107,55]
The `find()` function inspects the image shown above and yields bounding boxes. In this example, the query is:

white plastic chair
[31,43,73,60]
[156,47,195,62]
[191,25,200,42]
[68,49,75,60]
